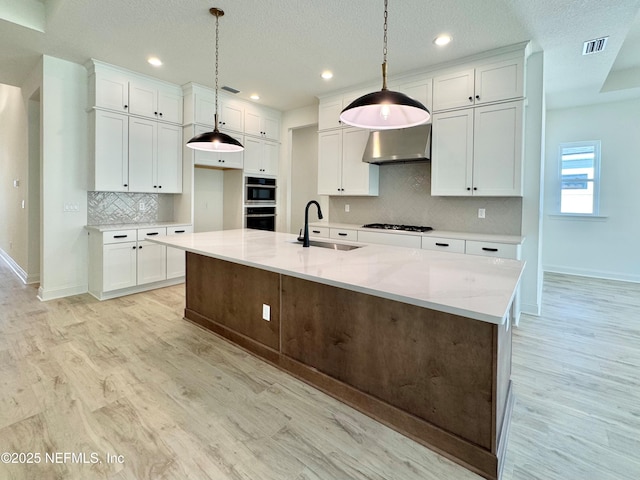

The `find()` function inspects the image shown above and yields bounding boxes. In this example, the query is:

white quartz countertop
[149,229,525,325]
[310,222,524,244]
[85,222,192,233]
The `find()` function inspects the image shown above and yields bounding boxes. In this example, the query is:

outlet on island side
[262,304,271,321]
[345,204,350,213]
[478,208,486,219]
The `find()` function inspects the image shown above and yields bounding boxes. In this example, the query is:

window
[558,141,601,215]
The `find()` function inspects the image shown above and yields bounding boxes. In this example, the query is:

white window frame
[557,140,601,216]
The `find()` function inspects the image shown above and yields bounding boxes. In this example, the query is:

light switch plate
[262,304,271,321]
[478,208,486,219]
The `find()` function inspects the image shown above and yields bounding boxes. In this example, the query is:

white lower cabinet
[88,225,192,300]
[308,226,329,238]
[421,236,466,254]
[465,240,520,259]
[329,228,358,241]
[166,226,193,279]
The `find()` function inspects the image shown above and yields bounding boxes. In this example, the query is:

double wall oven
[244,176,276,231]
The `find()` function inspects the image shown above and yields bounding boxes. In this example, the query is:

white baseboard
[88,277,185,301]
[543,265,640,284]
[37,284,88,301]
[0,248,28,284]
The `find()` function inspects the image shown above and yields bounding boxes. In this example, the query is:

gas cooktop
[362,223,433,233]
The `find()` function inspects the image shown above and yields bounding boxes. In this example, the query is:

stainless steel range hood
[362,124,431,164]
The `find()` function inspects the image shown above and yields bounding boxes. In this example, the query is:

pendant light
[187,8,244,152]
[339,0,430,130]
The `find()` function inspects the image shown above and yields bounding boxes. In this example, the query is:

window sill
[548,214,608,222]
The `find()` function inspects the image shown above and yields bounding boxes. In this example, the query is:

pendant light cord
[381,0,388,90]
[214,11,220,129]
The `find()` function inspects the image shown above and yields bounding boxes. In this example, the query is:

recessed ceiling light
[433,34,452,46]
[147,57,162,67]
[250,94,260,100]
[321,70,333,80]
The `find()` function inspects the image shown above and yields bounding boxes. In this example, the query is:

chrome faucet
[301,200,323,247]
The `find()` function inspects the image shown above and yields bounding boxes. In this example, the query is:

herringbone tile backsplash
[329,163,522,235]
[87,192,159,225]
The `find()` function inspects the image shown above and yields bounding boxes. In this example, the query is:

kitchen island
[150,229,524,480]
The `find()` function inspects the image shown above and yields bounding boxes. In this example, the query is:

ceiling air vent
[582,37,608,55]
[221,85,240,94]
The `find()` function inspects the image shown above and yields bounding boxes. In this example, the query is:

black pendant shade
[338,0,430,130]
[186,7,244,153]
[187,127,243,152]
[339,88,430,130]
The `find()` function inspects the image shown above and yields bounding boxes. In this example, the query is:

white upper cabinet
[431,100,523,196]
[90,110,129,192]
[389,77,433,114]
[92,68,130,113]
[318,89,370,131]
[128,117,183,193]
[245,105,280,140]
[244,136,279,175]
[317,127,378,196]
[218,98,244,133]
[432,56,524,112]
[129,79,182,124]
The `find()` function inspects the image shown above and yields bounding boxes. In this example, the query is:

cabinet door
[341,127,377,195]
[218,132,245,169]
[474,58,524,105]
[432,69,474,111]
[317,130,342,195]
[318,96,343,131]
[244,108,262,137]
[219,98,244,132]
[194,91,217,126]
[242,136,264,174]
[472,101,523,196]
[262,115,280,141]
[157,88,183,124]
[128,117,157,192]
[156,123,183,193]
[262,140,279,175]
[395,78,433,113]
[129,81,158,119]
[94,71,129,112]
[93,110,129,192]
[166,226,193,279]
[430,109,474,196]
[103,242,137,291]
[137,241,166,285]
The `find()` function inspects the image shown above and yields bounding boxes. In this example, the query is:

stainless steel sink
[295,240,362,251]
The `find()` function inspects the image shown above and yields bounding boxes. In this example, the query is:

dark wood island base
[185,253,514,480]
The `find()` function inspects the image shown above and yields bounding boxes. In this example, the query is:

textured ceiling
[1,0,639,111]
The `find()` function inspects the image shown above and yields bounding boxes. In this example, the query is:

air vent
[582,37,608,55]
[221,85,240,94]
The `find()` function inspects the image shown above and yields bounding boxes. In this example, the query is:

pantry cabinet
[317,127,378,196]
[431,100,523,196]
[89,110,129,192]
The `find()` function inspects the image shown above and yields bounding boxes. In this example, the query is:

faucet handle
[297,228,304,242]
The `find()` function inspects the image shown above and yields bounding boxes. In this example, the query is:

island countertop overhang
[151,229,525,324]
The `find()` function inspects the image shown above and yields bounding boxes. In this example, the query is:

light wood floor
[1,261,639,480]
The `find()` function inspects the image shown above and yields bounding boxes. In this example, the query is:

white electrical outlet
[262,304,271,321]
[139,201,146,211]
[478,208,486,219]
[345,204,350,212]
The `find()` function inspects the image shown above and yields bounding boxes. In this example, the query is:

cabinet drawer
[465,240,518,259]
[168,225,193,235]
[103,229,137,245]
[329,228,358,241]
[421,236,465,253]
[137,227,167,241]
[309,226,329,238]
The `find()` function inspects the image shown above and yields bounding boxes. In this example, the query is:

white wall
[0,83,29,279]
[543,98,640,282]
[37,56,89,300]
[289,126,320,234]
[519,52,545,316]
[278,104,318,232]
